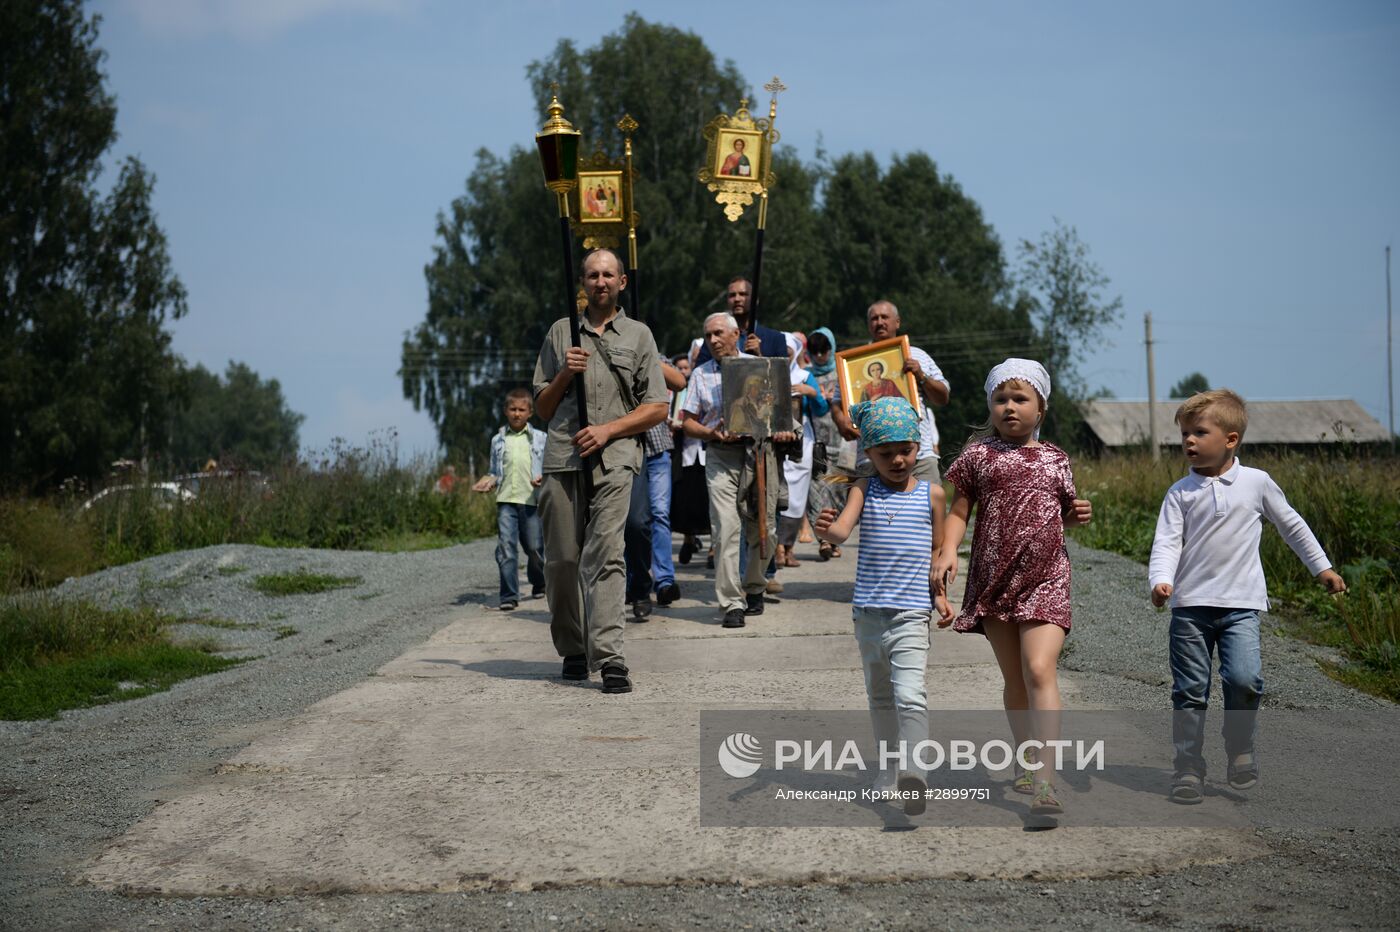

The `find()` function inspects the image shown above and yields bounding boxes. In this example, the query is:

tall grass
[0,595,247,719]
[1,434,497,595]
[1070,449,1400,699]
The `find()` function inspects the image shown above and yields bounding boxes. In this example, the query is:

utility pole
[1387,245,1394,451]
[1145,311,1159,461]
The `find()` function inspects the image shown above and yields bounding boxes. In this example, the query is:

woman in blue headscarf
[803,327,851,560]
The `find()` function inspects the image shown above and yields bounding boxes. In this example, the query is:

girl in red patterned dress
[932,359,1093,820]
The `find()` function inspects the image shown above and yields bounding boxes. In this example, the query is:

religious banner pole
[617,113,641,322]
[534,88,594,504]
[697,78,787,551]
[747,77,785,332]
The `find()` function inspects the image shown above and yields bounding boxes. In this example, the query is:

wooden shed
[1082,399,1390,449]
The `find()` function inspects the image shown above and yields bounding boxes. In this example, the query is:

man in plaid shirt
[625,360,688,619]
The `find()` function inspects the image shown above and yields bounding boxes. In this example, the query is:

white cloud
[118,0,420,40]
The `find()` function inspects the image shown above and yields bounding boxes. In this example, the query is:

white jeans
[853,606,931,782]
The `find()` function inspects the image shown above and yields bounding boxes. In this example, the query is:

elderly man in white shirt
[681,312,793,629]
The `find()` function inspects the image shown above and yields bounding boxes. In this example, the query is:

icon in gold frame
[834,335,923,417]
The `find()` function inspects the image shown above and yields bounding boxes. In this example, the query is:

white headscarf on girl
[985,358,1051,439]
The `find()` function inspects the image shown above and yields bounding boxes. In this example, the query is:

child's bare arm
[933,488,970,587]
[815,479,866,545]
[471,475,497,493]
[928,483,948,595]
[933,591,954,627]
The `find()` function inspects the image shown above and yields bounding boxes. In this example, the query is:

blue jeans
[646,452,675,590]
[625,452,677,598]
[853,606,931,781]
[496,502,545,604]
[1169,607,1264,778]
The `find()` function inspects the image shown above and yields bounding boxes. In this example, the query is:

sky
[91,0,1400,457]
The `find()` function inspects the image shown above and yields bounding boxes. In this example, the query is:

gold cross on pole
[764,76,786,120]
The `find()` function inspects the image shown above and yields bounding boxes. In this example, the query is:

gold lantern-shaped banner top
[534,89,581,205]
[698,80,783,222]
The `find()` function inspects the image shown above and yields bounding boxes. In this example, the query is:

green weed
[0,595,247,720]
[252,570,362,596]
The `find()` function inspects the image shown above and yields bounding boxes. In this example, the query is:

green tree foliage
[167,362,304,471]
[405,15,1109,460]
[1015,217,1123,439]
[1015,218,1124,388]
[818,151,1037,442]
[1170,372,1211,398]
[1,1,187,489]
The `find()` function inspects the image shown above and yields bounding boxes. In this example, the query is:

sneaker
[722,609,747,628]
[499,600,518,612]
[744,592,765,616]
[531,587,546,600]
[898,772,927,816]
[561,654,588,681]
[600,663,633,694]
[631,598,653,622]
[765,578,783,594]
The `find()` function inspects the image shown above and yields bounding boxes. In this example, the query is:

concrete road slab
[85,770,1264,895]
[83,535,1258,895]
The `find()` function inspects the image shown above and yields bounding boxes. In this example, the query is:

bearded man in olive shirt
[533,250,668,695]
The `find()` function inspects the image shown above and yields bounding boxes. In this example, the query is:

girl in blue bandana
[815,396,953,814]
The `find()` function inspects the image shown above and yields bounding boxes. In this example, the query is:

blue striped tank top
[853,477,933,610]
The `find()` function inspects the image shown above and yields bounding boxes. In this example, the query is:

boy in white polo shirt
[1148,389,1346,803]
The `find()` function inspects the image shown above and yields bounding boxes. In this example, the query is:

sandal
[830,546,843,559]
[1227,759,1258,791]
[817,541,833,562]
[1030,780,1063,816]
[1012,767,1034,795]
[1170,772,1204,804]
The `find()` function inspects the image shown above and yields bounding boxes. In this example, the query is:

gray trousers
[538,464,634,671]
[706,444,777,614]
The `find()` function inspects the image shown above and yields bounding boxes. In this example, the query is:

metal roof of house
[1082,399,1390,446]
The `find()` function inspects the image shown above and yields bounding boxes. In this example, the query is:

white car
[81,482,197,511]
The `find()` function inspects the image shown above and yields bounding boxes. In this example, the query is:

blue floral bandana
[851,396,921,450]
